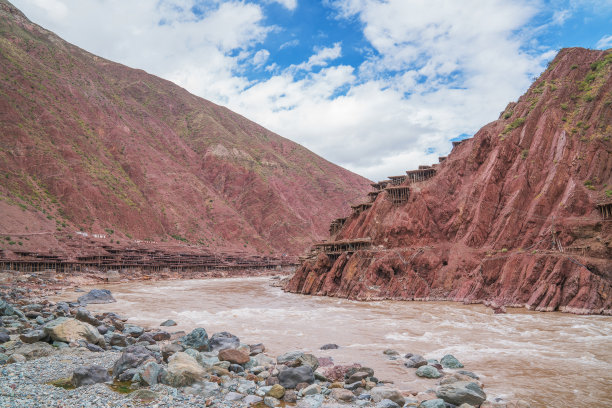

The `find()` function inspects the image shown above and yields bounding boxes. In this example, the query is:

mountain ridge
[0,0,371,258]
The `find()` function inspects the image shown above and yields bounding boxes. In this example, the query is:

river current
[77,277,611,407]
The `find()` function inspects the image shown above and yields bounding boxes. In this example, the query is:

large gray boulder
[178,328,209,352]
[436,381,486,406]
[161,352,205,387]
[77,289,116,305]
[71,365,111,387]
[209,331,240,351]
[278,365,314,389]
[405,354,427,368]
[112,345,157,381]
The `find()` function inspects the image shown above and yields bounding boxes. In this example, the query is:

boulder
[86,343,104,352]
[123,325,144,338]
[75,308,101,326]
[298,353,319,370]
[77,289,116,305]
[331,388,355,402]
[96,325,108,335]
[162,343,184,361]
[209,331,240,351]
[249,343,265,355]
[321,364,362,381]
[44,317,104,346]
[178,328,209,352]
[320,343,339,350]
[436,381,486,406]
[138,333,156,345]
[109,333,128,347]
[440,354,464,369]
[405,354,427,368]
[300,384,320,396]
[160,319,177,327]
[278,365,315,389]
[19,330,46,344]
[277,350,304,365]
[112,345,157,380]
[0,332,9,344]
[71,365,111,387]
[0,300,24,318]
[416,365,442,378]
[151,331,171,341]
[347,370,372,383]
[296,394,323,408]
[162,352,206,387]
[106,270,121,282]
[370,386,406,406]
[267,384,286,399]
[218,348,250,365]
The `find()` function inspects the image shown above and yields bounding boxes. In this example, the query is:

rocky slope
[286,48,612,314]
[0,0,371,257]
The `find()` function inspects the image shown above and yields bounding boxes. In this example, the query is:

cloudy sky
[12,0,612,181]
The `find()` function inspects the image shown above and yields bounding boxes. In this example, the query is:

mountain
[286,48,612,314]
[0,0,371,259]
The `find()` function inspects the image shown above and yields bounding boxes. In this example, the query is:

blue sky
[12,0,612,181]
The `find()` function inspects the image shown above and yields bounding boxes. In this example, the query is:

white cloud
[596,34,612,49]
[253,49,270,67]
[291,42,342,71]
[265,0,298,11]
[12,0,555,181]
[280,39,299,49]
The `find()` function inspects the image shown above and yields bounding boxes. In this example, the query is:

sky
[11,0,612,181]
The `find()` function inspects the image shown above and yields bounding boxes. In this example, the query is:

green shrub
[503,110,513,119]
[521,149,529,159]
[560,103,568,110]
[570,64,578,69]
[502,117,526,135]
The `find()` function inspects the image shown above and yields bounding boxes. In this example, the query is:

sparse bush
[501,248,508,253]
[521,150,529,159]
[571,64,578,69]
[503,110,513,119]
[502,117,526,135]
[560,103,568,110]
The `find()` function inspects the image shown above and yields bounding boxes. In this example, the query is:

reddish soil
[0,0,371,261]
[286,48,612,315]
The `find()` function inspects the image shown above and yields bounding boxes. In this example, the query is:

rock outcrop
[286,48,612,315]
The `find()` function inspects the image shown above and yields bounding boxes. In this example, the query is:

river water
[76,277,611,407]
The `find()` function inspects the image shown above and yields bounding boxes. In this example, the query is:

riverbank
[0,278,534,408]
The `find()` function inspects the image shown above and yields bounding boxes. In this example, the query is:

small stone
[264,396,280,407]
[441,354,464,368]
[347,370,371,383]
[244,395,263,405]
[376,399,400,408]
[331,388,355,402]
[405,354,427,368]
[283,390,298,403]
[277,350,304,365]
[225,392,245,402]
[0,332,9,343]
[151,331,171,341]
[267,384,285,399]
[370,386,406,406]
[218,348,250,365]
[383,349,399,356]
[300,383,321,396]
[96,325,108,335]
[416,365,442,378]
[320,343,339,350]
[249,343,265,355]
[418,399,446,408]
[298,353,319,370]
[160,319,177,326]
[179,328,209,352]
[162,343,184,361]
[123,325,144,338]
[75,308,101,326]
[86,343,104,352]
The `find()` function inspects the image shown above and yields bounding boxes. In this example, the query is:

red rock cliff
[286,48,612,314]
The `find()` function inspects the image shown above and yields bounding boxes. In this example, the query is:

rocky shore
[1,281,531,408]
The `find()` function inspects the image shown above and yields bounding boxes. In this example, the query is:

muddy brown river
[70,277,611,407]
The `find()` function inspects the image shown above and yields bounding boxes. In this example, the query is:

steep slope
[0,0,371,257]
[286,48,612,314]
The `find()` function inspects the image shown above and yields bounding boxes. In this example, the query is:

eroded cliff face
[286,48,612,314]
